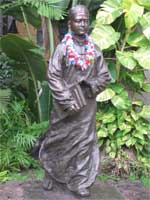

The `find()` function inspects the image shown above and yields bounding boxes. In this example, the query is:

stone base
[23,180,124,200]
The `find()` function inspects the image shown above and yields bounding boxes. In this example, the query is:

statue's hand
[65,102,80,114]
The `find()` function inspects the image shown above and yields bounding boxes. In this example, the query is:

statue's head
[68,5,89,36]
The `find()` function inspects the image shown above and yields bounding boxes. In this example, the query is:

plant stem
[72,0,78,7]
[48,20,54,57]
[24,56,42,122]
[20,6,32,41]
[116,30,131,80]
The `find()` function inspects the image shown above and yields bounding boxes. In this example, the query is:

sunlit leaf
[128,72,145,87]
[91,24,120,50]
[127,32,150,47]
[97,127,108,138]
[102,113,116,123]
[118,122,132,132]
[139,105,150,119]
[132,101,144,106]
[140,13,150,40]
[107,123,117,135]
[96,88,115,102]
[109,151,116,159]
[131,110,139,121]
[137,0,150,8]
[133,47,150,69]
[116,51,137,70]
[111,94,131,110]
[96,0,123,24]
[142,82,150,92]
[124,3,144,29]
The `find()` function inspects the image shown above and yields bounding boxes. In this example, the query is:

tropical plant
[92,0,150,175]
[0,100,49,172]
[0,51,14,113]
[0,34,51,122]
[0,1,71,121]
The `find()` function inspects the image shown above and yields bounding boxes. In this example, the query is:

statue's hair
[68,5,89,20]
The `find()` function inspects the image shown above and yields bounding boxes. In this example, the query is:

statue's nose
[80,21,85,27]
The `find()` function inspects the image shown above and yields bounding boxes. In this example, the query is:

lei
[62,33,95,71]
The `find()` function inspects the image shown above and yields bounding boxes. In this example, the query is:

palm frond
[0,0,68,20]
[23,0,67,20]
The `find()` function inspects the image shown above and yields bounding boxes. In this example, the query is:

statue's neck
[71,32,86,46]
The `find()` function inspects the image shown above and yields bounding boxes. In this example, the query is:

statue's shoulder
[56,41,66,51]
[53,42,66,57]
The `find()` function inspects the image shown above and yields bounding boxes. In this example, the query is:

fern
[0,100,49,172]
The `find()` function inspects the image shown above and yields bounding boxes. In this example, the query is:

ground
[0,178,149,200]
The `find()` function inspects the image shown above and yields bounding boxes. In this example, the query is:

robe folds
[39,39,111,192]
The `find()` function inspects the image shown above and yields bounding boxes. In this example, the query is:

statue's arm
[84,46,111,96]
[47,43,76,111]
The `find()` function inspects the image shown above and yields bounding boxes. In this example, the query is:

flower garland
[62,33,95,71]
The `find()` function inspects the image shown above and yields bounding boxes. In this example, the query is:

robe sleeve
[85,45,111,96]
[47,43,75,110]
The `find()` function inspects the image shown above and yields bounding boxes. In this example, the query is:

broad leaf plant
[92,0,150,175]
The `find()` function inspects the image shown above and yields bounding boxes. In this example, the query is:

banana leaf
[0,34,50,122]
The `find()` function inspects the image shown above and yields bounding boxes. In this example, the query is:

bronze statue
[39,5,111,197]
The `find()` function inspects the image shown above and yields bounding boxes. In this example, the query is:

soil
[108,179,150,200]
[0,179,149,200]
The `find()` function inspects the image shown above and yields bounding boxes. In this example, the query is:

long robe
[39,38,111,192]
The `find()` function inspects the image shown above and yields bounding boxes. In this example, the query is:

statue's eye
[75,20,81,23]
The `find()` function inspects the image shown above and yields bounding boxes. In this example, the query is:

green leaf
[126,138,133,147]
[111,94,131,110]
[97,127,108,138]
[109,152,116,159]
[134,133,144,140]
[137,0,150,8]
[140,13,150,40]
[98,139,104,147]
[106,146,111,153]
[124,3,144,29]
[116,137,123,147]
[132,101,144,106]
[118,122,132,132]
[107,123,117,135]
[139,105,150,119]
[109,84,124,94]
[96,0,123,24]
[91,24,120,50]
[0,89,11,113]
[102,113,116,124]
[128,72,145,87]
[0,34,47,122]
[131,110,139,121]
[108,61,117,83]
[0,34,46,81]
[142,82,150,92]
[127,32,150,47]
[133,47,150,70]
[96,88,115,102]
[116,51,137,70]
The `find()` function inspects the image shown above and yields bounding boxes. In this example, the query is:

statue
[39,5,111,197]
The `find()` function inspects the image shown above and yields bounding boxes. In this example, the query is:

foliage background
[0,0,150,182]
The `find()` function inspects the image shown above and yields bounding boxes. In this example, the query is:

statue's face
[69,9,89,36]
